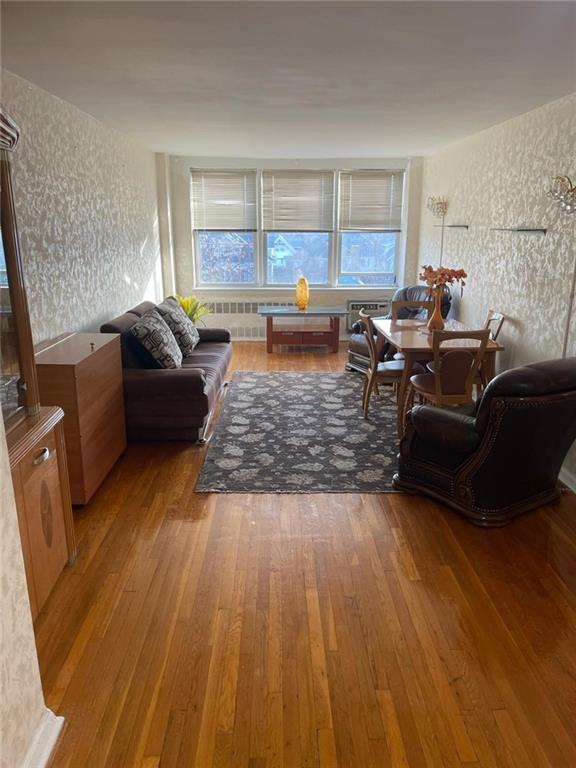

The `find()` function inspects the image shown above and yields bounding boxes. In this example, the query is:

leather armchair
[347,285,451,373]
[393,358,576,526]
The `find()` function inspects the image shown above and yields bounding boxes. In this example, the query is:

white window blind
[339,170,404,231]
[191,170,256,230]
[262,171,334,231]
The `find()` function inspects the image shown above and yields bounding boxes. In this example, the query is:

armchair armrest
[197,327,231,343]
[123,367,207,398]
[410,405,481,454]
[351,313,390,336]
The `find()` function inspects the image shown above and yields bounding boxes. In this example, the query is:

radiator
[204,300,296,340]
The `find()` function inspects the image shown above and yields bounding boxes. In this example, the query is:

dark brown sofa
[101,301,232,442]
[394,358,576,526]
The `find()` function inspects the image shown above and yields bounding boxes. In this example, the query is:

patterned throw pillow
[130,309,183,369]
[156,298,200,356]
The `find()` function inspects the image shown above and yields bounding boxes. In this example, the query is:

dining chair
[358,309,424,417]
[478,310,505,388]
[427,311,504,389]
[484,309,505,341]
[408,328,491,412]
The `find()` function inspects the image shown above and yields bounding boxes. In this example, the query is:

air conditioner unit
[347,300,391,332]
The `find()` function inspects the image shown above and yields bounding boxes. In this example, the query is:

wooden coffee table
[258,306,347,353]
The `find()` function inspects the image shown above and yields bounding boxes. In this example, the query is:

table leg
[397,350,416,437]
[266,317,273,353]
[332,316,340,353]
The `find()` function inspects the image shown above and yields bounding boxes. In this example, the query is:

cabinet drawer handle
[33,447,50,465]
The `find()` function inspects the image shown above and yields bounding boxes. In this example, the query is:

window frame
[191,168,404,289]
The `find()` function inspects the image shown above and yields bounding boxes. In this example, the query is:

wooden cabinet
[8,407,76,621]
[35,333,127,505]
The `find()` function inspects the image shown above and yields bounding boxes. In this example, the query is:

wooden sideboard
[35,333,127,505]
[8,407,77,621]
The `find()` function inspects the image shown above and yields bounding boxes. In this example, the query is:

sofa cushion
[128,301,157,317]
[156,297,200,355]
[182,341,233,412]
[130,309,183,369]
[101,311,153,368]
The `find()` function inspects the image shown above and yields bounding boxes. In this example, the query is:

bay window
[191,167,404,288]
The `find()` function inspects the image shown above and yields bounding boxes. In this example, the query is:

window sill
[192,285,399,293]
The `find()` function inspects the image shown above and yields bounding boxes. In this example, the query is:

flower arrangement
[418,265,468,331]
[175,295,212,324]
[419,265,467,294]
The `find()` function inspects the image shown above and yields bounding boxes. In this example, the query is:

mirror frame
[1,108,41,432]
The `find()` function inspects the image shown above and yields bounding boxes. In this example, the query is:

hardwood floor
[38,342,576,768]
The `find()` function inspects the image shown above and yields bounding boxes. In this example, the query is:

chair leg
[374,382,380,396]
[402,385,415,428]
[361,375,369,411]
[478,371,487,396]
[363,374,376,418]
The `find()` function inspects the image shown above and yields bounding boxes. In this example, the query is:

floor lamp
[427,197,448,266]
[548,175,576,358]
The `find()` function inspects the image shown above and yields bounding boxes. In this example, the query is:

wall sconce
[427,196,448,265]
[548,175,575,214]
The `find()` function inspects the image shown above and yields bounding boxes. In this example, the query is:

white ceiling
[2,1,575,157]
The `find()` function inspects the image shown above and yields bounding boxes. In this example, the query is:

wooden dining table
[371,317,504,435]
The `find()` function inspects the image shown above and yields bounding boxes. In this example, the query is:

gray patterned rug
[196,371,399,493]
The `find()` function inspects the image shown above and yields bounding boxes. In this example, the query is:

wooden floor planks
[34,342,576,767]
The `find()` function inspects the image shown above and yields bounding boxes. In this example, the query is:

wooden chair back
[484,309,505,341]
[431,329,491,405]
[391,299,434,320]
[358,309,379,372]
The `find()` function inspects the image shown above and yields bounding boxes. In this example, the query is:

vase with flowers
[418,265,468,332]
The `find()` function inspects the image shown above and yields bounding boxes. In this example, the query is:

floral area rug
[195,371,399,493]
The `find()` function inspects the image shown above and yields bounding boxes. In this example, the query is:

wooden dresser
[8,407,77,621]
[35,333,127,505]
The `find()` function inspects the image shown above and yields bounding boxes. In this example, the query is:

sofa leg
[198,380,230,444]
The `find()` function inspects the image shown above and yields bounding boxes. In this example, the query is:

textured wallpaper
[0,419,47,768]
[1,71,161,343]
[418,92,576,483]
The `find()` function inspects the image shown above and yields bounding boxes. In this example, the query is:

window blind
[191,170,256,230]
[339,170,404,231]
[262,171,334,231]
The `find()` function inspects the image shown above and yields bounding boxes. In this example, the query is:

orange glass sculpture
[295,276,309,311]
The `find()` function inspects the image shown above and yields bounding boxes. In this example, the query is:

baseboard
[560,466,576,493]
[21,708,64,768]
